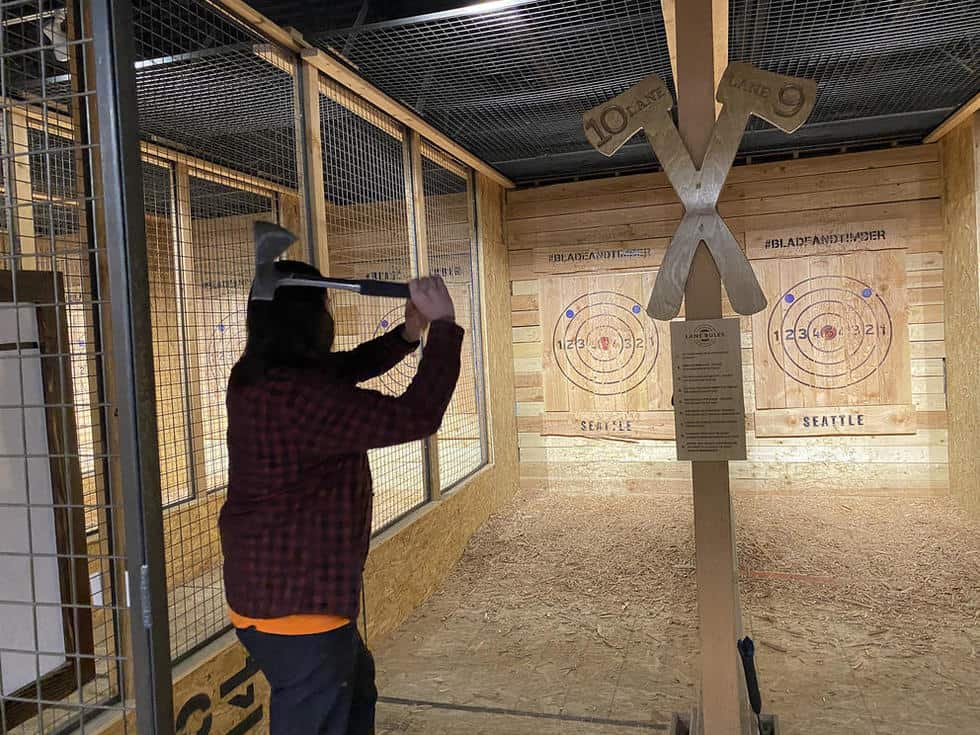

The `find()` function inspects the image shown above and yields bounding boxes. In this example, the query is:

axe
[582,63,816,319]
[250,221,411,301]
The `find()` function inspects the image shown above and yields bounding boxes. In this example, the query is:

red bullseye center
[821,324,838,340]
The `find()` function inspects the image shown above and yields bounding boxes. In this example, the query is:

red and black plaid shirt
[219,320,464,619]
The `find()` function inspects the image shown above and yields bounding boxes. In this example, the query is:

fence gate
[0,0,173,732]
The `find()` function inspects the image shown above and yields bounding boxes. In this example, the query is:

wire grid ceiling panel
[1,2,134,732]
[419,146,487,489]
[134,0,299,189]
[730,0,980,132]
[320,79,429,533]
[319,0,978,180]
[320,0,668,171]
[133,0,300,660]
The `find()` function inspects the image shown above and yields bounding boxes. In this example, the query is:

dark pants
[236,623,377,735]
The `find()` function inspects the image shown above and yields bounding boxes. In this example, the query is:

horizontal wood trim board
[507,200,941,249]
[518,478,949,497]
[519,445,947,464]
[507,145,940,205]
[519,427,946,449]
[519,459,948,481]
[507,181,939,237]
[507,161,939,220]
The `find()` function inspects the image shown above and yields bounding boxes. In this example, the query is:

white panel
[0,305,68,696]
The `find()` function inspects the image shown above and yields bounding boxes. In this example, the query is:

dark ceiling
[245,0,980,184]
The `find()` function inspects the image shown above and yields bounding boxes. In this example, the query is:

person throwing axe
[219,259,462,735]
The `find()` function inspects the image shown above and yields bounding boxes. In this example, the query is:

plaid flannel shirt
[219,320,464,619]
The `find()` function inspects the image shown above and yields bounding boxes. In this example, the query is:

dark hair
[229,260,334,387]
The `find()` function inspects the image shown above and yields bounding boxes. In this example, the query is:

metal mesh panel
[143,163,192,510]
[320,78,428,533]
[133,0,299,188]
[419,144,487,490]
[313,0,979,181]
[320,0,668,170]
[162,174,272,660]
[132,0,300,660]
[1,2,133,732]
[731,0,980,129]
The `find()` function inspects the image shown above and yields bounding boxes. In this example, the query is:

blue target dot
[632,304,641,314]
[217,324,225,333]
[380,319,390,328]
[862,287,873,298]
[784,294,795,304]
[566,309,575,318]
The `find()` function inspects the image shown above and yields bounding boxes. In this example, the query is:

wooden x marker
[583,63,817,320]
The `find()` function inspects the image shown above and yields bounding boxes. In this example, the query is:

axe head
[717,62,817,133]
[582,73,673,157]
[251,221,298,301]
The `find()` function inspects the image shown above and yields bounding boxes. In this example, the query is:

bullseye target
[373,304,418,392]
[551,291,659,395]
[766,275,893,390]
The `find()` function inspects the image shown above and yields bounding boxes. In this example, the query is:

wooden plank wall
[940,114,980,513]
[507,145,949,497]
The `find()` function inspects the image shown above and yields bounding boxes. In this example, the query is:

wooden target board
[751,250,914,436]
[541,272,674,440]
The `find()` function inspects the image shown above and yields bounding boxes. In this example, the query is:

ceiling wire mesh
[731,0,980,130]
[319,0,668,173]
[309,0,979,182]
[132,0,299,188]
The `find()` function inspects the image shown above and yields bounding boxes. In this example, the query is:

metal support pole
[89,0,174,731]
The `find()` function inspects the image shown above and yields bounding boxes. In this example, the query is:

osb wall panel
[91,633,271,735]
[941,114,980,513]
[508,145,949,497]
[91,174,519,735]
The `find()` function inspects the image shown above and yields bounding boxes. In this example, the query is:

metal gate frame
[89,0,175,731]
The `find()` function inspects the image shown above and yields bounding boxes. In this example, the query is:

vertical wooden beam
[673,1,752,734]
[299,60,331,271]
[940,112,980,514]
[173,163,209,497]
[663,0,726,120]
[660,0,677,91]
[3,107,38,270]
[407,130,441,501]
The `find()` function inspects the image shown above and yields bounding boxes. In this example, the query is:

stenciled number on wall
[552,291,660,396]
[767,275,894,390]
[175,656,263,735]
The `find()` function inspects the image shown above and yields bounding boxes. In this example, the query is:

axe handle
[271,275,410,299]
[355,279,411,299]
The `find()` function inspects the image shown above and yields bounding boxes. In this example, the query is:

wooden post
[673,1,753,733]
[173,163,209,496]
[407,130,441,501]
[3,107,38,270]
[298,60,330,270]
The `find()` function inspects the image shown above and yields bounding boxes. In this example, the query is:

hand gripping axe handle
[250,221,411,301]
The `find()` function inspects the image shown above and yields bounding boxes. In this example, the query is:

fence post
[89,0,174,731]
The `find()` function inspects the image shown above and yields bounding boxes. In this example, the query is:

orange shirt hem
[228,608,350,635]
